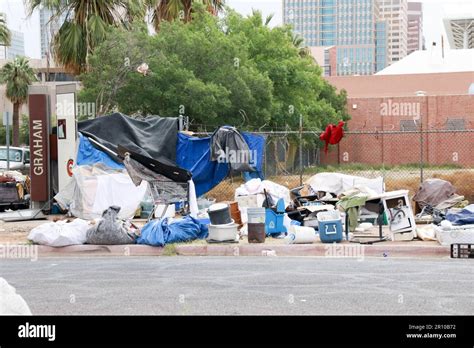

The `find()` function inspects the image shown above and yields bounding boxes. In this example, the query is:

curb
[35,243,451,258]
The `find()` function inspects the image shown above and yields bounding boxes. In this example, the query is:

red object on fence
[320,121,345,154]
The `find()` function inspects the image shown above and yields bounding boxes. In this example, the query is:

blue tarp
[446,204,474,225]
[77,129,265,197]
[77,133,124,169]
[136,215,208,246]
[177,132,265,197]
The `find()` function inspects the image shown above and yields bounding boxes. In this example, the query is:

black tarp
[210,126,256,172]
[78,113,178,166]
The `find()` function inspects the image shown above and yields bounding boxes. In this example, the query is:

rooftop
[375,49,474,75]
[326,71,474,98]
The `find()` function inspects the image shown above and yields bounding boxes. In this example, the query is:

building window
[446,118,466,130]
[400,120,419,131]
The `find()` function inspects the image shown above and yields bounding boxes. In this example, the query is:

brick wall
[320,95,474,166]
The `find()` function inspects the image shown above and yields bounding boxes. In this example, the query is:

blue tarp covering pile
[76,129,265,197]
[136,216,208,246]
[77,133,125,169]
[176,132,265,196]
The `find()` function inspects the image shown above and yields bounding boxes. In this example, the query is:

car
[0,146,30,175]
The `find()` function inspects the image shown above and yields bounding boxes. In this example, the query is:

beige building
[0,58,80,119]
[378,0,408,64]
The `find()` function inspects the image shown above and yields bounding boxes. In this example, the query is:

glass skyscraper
[283,0,389,75]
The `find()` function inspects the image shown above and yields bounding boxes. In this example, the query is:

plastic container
[317,211,343,243]
[247,207,266,223]
[208,203,232,225]
[451,244,474,258]
[248,223,266,243]
[286,226,318,244]
[208,223,238,242]
[229,201,243,227]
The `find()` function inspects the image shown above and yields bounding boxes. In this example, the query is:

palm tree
[26,0,146,74]
[148,0,224,31]
[0,12,11,58]
[291,33,311,58]
[0,57,37,146]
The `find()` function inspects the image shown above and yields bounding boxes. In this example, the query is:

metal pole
[5,111,10,171]
[419,101,424,184]
[299,114,303,186]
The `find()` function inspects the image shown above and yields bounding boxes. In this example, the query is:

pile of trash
[0,171,30,211]
[413,178,474,246]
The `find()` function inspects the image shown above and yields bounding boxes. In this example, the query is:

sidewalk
[32,240,450,258]
[1,218,451,258]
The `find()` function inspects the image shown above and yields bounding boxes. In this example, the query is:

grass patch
[303,163,464,174]
[162,244,178,256]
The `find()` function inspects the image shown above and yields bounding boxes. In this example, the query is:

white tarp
[306,173,384,195]
[54,164,148,220]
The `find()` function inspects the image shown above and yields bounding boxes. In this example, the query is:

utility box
[55,84,78,193]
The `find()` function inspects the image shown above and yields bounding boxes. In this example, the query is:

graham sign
[28,94,49,201]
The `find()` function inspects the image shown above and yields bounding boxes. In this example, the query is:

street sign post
[3,111,10,170]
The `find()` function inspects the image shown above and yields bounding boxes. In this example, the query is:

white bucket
[208,223,238,242]
[286,226,318,244]
[247,207,266,223]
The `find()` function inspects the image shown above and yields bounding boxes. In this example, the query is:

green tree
[147,0,224,31]
[0,12,11,46]
[80,7,349,133]
[27,0,146,74]
[0,57,37,147]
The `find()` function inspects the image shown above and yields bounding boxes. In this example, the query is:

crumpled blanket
[446,204,474,225]
[86,206,137,245]
[137,215,208,247]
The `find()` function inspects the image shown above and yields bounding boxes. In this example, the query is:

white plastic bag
[0,278,32,315]
[28,219,90,247]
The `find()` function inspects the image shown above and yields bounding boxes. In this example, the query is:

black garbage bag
[86,206,137,245]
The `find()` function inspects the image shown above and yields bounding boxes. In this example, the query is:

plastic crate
[451,244,474,259]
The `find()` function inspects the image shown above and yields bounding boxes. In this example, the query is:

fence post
[299,114,303,185]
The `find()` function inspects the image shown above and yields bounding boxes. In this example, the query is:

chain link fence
[205,129,474,203]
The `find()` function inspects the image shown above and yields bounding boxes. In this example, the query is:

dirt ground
[207,169,474,202]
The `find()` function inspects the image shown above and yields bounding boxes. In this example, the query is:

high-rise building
[407,2,423,54]
[283,0,389,76]
[40,7,67,59]
[0,29,25,60]
[378,0,408,64]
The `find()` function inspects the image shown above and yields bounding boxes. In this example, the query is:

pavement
[1,256,472,315]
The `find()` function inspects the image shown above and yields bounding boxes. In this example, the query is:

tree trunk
[12,102,20,147]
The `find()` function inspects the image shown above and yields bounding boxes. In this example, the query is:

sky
[0,0,473,59]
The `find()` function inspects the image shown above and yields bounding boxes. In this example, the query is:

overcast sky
[0,0,472,59]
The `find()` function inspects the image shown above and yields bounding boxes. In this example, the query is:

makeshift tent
[78,112,178,165]
[54,164,148,220]
[77,114,264,197]
[77,133,124,169]
[177,131,265,197]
